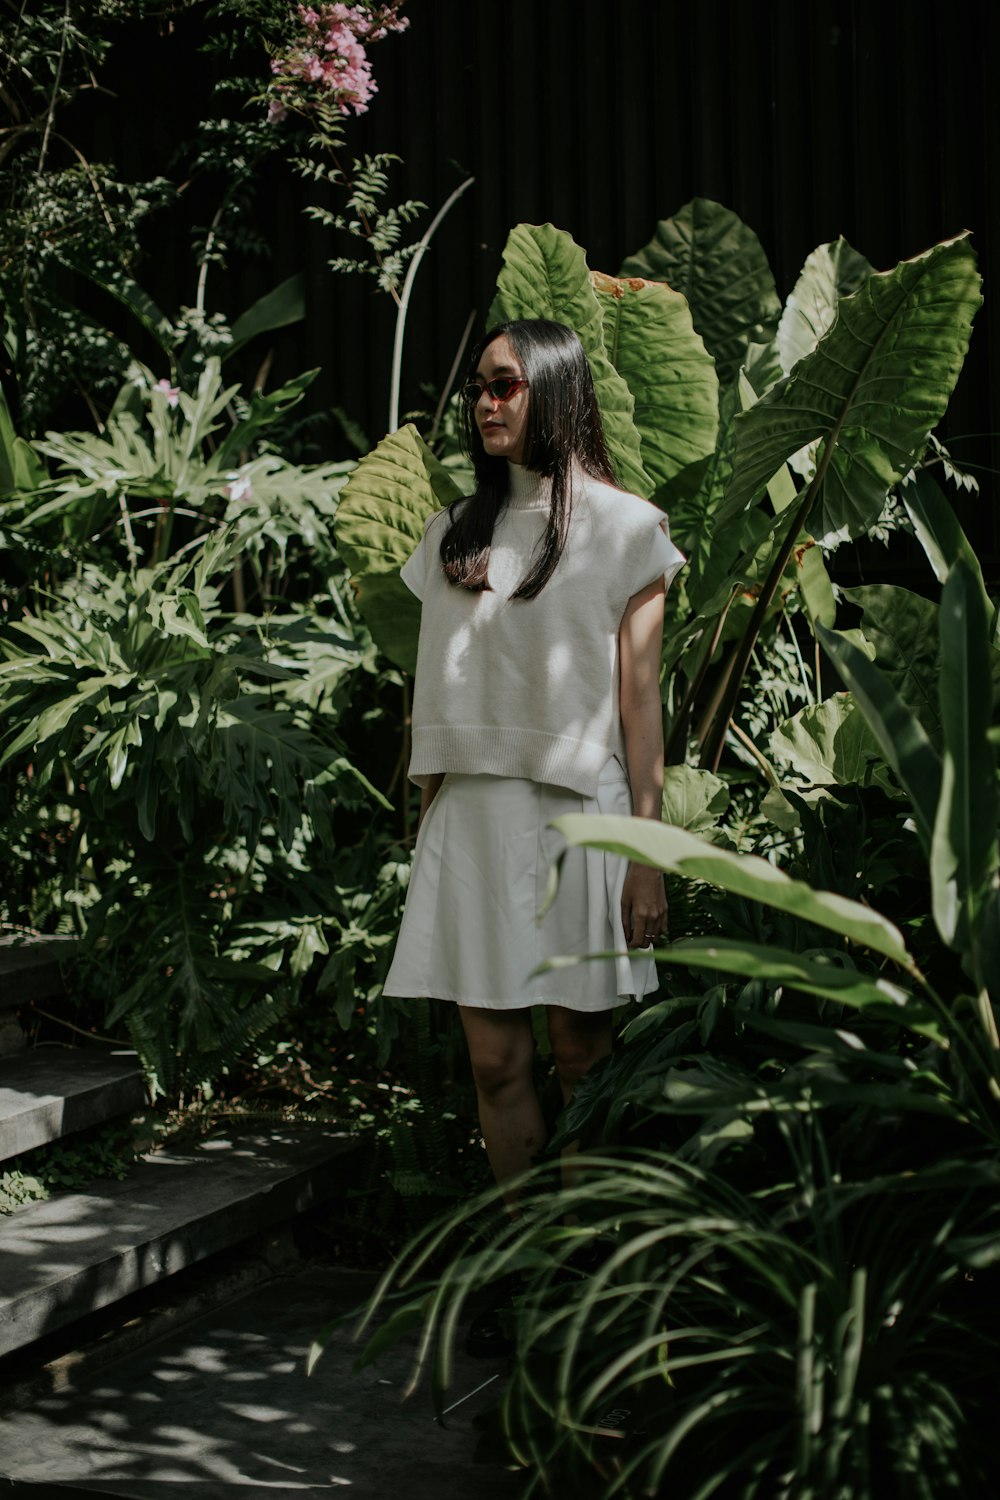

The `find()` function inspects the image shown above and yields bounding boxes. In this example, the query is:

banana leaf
[552,814,916,968]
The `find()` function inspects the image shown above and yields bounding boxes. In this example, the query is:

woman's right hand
[621,860,668,948]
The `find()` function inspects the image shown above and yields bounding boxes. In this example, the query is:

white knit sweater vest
[400,462,684,796]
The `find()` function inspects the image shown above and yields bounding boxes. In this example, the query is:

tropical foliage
[340,202,998,1495]
[0,0,418,432]
[0,1,424,1099]
[0,358,397,1094]
[4,17,998,1473]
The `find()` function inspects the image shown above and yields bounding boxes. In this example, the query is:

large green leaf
[213,694,344,853]
[0,385,44,496]
[796,539,837,630]
[211,368,318,471]
[57,254,175,356]
[845,584,942,744]
[659,380,740,605]
[589,271,718,492]
[228,274,306,355]
[489,223,650,496]
[931,559,999,952]
[816,625,941,854]
[661,765,729,834]
[552,814,915,967]
[769,695,885,787]
[776,237,872,375]
[334,423,460,674]
[650,939,941,1039]
[902,469,997,643]
[737,370,836,630]
[620,199,781,388]
[727,236,982,545]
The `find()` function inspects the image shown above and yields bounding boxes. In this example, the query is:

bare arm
[418,772,445,832]
[618,576,668,948]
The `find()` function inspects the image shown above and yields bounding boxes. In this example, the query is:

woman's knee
[461,1010,534,1101]
[548,1010,612,1088]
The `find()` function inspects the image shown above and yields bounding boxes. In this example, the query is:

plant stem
[701,473,823,771]
[195,202,226,317]
[118,492,138,572]
[784,613,816,706]
[37,0,71,176]
[727,720,779,787]
[664,588,736,764]
[430,307,477,443]
[388,177,474,434]
[976,985,1000,1049]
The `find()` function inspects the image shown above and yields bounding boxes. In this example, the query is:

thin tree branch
[37,0,71,175]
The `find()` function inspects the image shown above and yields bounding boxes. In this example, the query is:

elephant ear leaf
[777,237,873,375]
[727,235,982,546]
[620,198,781,388]
[489,222,650,497]
[589,271,718,494]
[335,423,461,674]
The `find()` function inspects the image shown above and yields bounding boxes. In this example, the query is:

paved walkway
[0,1266,522,1498]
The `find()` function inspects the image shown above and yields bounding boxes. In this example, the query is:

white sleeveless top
[401,462,685,796]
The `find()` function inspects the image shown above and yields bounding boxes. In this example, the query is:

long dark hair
[439,319,617,599]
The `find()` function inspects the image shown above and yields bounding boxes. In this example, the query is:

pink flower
[154,379,180,408]
[271,2,408,115]
[267,97,288,124]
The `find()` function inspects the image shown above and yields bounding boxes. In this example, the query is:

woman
[383,317,684,1228]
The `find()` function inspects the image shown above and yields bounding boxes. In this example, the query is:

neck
[506,461,552,511]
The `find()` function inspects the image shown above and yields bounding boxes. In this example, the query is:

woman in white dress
[383,318,684,1225]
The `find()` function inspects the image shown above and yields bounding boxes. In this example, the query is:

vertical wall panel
[77,0,997,571]
[338,0,997,571]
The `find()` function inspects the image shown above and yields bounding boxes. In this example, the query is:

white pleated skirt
[382,758,657,1012]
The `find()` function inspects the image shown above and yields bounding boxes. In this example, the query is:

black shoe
[465,1274,519,1359]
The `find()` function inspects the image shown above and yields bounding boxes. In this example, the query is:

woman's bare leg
[546,1006,614,1208]
[459,1006,545,1205]
[546,1005,614,1107]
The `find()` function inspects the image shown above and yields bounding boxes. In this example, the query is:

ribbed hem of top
[408,724,614,797]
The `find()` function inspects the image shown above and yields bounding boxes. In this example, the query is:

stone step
[0,936,80,1056]
[0,1050,147,1164]
[0,936,78,1002]
[0,1127,356,1360]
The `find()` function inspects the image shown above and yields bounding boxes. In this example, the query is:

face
[473,334,529,465]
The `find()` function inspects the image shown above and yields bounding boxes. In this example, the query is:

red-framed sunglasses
[460,376,529,409]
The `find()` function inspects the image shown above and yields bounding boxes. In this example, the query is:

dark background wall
[94,0,999,570]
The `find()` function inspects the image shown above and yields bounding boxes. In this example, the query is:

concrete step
[0,936,78,1004]
[0,1049,147,1164]
[0,936,80,1056]
[0,1127,357,1360]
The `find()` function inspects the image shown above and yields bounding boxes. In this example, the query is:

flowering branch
[267,3,409,124]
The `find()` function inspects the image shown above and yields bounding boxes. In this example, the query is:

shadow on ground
[0,1267,521,1498]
